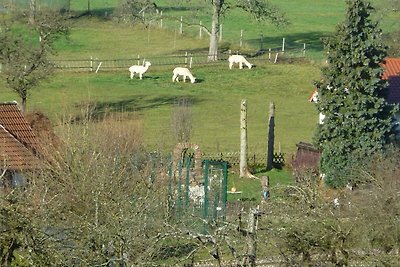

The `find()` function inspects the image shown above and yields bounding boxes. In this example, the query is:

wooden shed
[291,141,321,174]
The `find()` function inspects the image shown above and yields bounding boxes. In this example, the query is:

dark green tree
[314,0,398,187]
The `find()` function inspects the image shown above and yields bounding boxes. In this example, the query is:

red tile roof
[0,125,43,170]
[0,102,43,170]
[382,58,400,79]
[382,58,400,104]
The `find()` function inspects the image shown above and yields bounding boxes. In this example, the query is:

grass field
[65,0,399,60]
[1,0,398,158]
[1,59,320,155]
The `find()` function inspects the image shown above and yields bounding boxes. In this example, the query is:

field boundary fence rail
[203,151,285,168]
[53,47,307,73]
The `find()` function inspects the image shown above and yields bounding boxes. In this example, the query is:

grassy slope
[0,59,320,154]
[53,17,211,59]
[1,0,398,165]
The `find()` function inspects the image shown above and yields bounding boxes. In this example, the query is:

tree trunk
[88,0,91,14]
[208,0,223,61]
[241,207,260,267]
[29,0,36,25]
[266,102,275,170]
[240,100,248,178]
[246,207,259,267]
[240,100,256,179]
[21,96,27,113]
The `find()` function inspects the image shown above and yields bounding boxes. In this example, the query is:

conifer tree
[315,0,398,186]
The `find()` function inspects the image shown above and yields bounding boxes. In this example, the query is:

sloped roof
[0,102,43,170]
[382,58,400,104]
[0,125,43,170]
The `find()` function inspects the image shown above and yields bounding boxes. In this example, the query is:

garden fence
[168,158,228,227]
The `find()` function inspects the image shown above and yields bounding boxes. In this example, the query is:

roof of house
[382,58,400,104]
[0,102,43,170]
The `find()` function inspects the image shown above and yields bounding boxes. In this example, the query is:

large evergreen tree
[315,0,398,187]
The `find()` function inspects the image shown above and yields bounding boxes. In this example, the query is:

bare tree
[171,97,193,144]
[113,0,160,26]
[0,11,69,113]
[199,0,287,61]
[0,115,171,266]
[158,0,286,61]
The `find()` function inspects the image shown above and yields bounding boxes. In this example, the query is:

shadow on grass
[71,95,203,123]
[173,42,232,55]
[128,76,160,81]
[159,6,207,12]
[69,8,115,20]
[194,78,204,83]
[70,4,207,20]
[246,31,333,54]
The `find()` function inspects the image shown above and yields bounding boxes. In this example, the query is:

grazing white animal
[172,67,196,83]
[228,55,253,69]
[129,61,151,79]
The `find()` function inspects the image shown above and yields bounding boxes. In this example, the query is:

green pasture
[4,0,398,157]
[64,0,399,60]
[2,0,398,164]
[52,19,211,59]
[1,59,320,156]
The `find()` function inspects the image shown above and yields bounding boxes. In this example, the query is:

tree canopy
[314,0,398,187]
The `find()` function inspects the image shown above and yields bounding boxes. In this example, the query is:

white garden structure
[129,61,151,79]
[309,87,352,125]
[228,55,253,69]
[308,89,326,124]
[172,67,196,83]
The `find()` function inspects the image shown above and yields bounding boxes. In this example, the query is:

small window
[11,172,26,188]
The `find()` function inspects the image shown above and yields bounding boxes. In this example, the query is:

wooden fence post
[266,102,275,171]
[199,21,202,38]
[274,53,279,63]
[282,38,285,53]
[174,28,176,49]
[219,24,222,42]
[95,62,102,73]
[180,16,183,34]
[240,29,243,47]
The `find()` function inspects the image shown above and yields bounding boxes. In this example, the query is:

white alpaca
[228,55,252,69]
[129,61,151,79]
[172,67,196,83]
